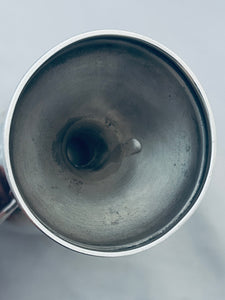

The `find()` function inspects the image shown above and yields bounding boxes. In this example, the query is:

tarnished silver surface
[3,31,215,256]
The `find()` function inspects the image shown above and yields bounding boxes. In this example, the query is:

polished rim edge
[3,30,216,257]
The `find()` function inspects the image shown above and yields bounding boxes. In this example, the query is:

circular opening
[65,126,108,170]
[7,32,214,256]
[66,136,95,168]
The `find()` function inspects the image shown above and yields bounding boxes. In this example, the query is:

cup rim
[3,30,216,257]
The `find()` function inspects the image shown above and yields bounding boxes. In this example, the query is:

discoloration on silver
[3,30,216,256]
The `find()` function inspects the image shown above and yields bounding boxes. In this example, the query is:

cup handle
[0,112,19,223]
[0,198,18,224]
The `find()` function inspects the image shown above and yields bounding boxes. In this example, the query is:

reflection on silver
[0,199,18,225]
[2,30,216,257]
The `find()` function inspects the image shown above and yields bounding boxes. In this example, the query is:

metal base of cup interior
[7,33,212,254]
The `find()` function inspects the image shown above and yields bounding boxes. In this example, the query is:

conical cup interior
[9,35,212,252]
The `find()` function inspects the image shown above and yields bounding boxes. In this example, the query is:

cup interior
[8,34,212,254]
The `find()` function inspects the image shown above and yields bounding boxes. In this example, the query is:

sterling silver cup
[1,30,216,256]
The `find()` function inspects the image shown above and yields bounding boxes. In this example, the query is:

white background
[0,1,225,299]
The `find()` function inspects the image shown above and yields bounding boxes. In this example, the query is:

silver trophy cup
[0,31,215,257]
